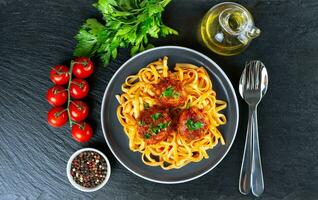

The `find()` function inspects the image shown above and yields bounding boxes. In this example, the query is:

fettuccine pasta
[116,57,227,170]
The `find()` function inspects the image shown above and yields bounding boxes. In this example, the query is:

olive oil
[200,2,260,56]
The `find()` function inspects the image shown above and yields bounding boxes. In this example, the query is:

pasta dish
[116,57,227,170]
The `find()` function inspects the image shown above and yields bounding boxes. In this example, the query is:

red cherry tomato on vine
[69,100,89,122]
[46,86,67,106]
[50,65,69,85]
[47,107,68,127]
[70,78,89,99]
[71,122,93,142]
[72,57,94,78]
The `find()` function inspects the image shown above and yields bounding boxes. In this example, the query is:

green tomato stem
[67,61,74,127]
[51,66,67,75]
[72,61,87,66]
[55,108,68,117]
[71,120,82,127]
[71,81,83,88]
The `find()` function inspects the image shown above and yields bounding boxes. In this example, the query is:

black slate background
[0,0,318,199]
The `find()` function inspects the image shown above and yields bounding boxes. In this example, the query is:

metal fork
[238,60,268,197]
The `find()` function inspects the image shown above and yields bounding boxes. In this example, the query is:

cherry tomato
[72,57,94,78]
[46,86,67,106]
[71,122,93,142]
[69,100,89,122]
[47,107,68,127]
[70,78,89,99]
[50,65,70,85]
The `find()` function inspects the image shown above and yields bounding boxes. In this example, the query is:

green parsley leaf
[172,92,180,98]
[161,87,173,97]
[161,86,179,98]
[74,0,178,65]
[158,121,171,129]
[157,123,165,129]
[138,120,145,126]
[150,125,161,135]
[149,121,171,135]
[143,103,150,109]
[144,133,151,139]
[151,112,162,121]
[186,119,203,131]
[74,19,105,57]
[160,24,179,37]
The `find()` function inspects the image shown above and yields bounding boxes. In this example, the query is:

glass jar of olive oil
[200,2,260,56]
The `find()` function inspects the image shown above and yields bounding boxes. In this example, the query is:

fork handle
[239,105,264,197]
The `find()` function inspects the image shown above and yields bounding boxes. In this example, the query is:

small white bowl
[66,148,111,192]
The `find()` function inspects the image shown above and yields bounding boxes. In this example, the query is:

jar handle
[238,26,261,45]
[248,26,261,38]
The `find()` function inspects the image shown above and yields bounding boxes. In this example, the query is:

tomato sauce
[169,108,182,129]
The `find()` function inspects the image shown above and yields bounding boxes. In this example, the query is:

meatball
[154,77,185,107]
[177,107,208,140]
[137,107,172,144]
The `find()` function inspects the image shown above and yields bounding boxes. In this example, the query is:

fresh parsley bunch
[74,0,178,65]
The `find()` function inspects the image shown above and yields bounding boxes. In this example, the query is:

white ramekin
[66,148,111,192]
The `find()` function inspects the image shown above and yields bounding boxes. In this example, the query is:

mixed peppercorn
[70,151,107,188]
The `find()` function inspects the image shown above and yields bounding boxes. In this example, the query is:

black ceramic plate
[101,46,239,184]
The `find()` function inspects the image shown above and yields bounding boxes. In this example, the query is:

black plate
[101,46,239,184]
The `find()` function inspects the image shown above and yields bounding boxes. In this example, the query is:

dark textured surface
[0,0,317,199]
